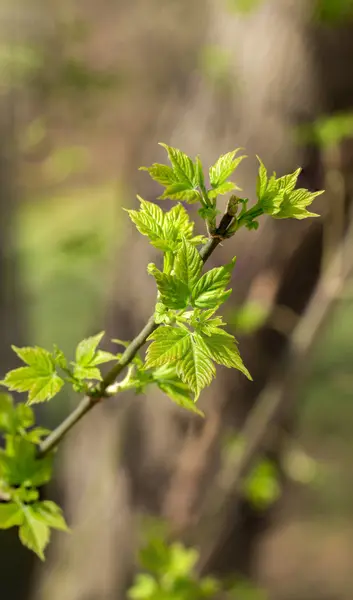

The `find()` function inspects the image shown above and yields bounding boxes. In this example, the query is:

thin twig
[37,205,237,458]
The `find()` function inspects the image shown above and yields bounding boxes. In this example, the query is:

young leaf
[156,144,200,203]
[29,501,69,532]
[139,163,177,186]
[209,150,246,188]
[152,365,204,416]
[75,332,105,365]
[73,331,115,382]
[0,503,24,529]
[197,329,252,380]
[191,257,236,309]
[273,188,323,220]
[145,327,190,368]
[126,197,165,247]
[173,239,203,289]
[176,333,215,400]
[147,264,189,309]
[19,504,50,561]
[208,181,238,199]
[159,143,195,188]
[0,438,53,487]
[53,345,68,371]
[3,347,64,405]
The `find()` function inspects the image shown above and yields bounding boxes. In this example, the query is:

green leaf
[3,347,64,405]
[75,332,105,365]
[126,197,165,247]
[145,327,190,369]
[197,328,252,380]
[173,239,203,289]
[53,345,68,371]
[24,426,51,444]
[195,155,205,189]
[159,183,200,203]
[147,264,189,309]
[154,302,172,325]
[139,163,177,186]
[164,203,194,240]
[256,157,323,220]
[153,144,200,203]
[191,257,236,309]
[0,438,53,487]
[29,501,69,532]
[177,333,215,400]
[128,573,159,599]
[73,331,115,382]
[209,150,246,187]
[73,365,102,381]
[208,181,237,199]
[159,143,195,187]
[19,504,50,560]
[256,156,268,200]
[152,365,204,416]
[243,460,281,509]
[0,503,24,529]
[273,188,323,220]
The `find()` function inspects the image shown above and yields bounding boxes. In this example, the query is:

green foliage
[0,395,68,559]
[243,459,281,510]
[314,0,353,24]
[128,535,267,599]
[73,331,116,382]
[2,347,64,405]
[128,537,220,600]
[0,142,322,560]
[1,333,116,402]
[296,111,353,148]
[256,158,323,220]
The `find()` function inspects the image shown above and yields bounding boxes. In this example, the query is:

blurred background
[1,0,353,598]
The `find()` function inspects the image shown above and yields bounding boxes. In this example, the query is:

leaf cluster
[0,394,68,559]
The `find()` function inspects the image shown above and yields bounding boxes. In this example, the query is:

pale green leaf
[197,329,252,380]
[209,150,245,187]
[73,364,102,381]
[3,346,64,405]
[139,163,177,186]
[159,143,195,187]
[0,503,24,529]
[30,501,69,532]
[53,345,68,370]
[19,504,50,560]
[75,332,105,365]
[191,257,236,309]
[195,155,205,189]
[152,365,204,416]
[147,264,189,309]
[176,334,215,400]
[256,156,268,200]
[126,197,165,246]
[159,182,200,203]
[173,239,203,289]
[145,326,189,369]
[208,181,237,199]
[89,350,116,366]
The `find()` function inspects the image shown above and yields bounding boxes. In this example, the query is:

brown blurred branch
[200,212,353,573]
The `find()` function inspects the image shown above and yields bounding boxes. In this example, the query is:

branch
[37,205,237,458]
[200,214,353,573]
